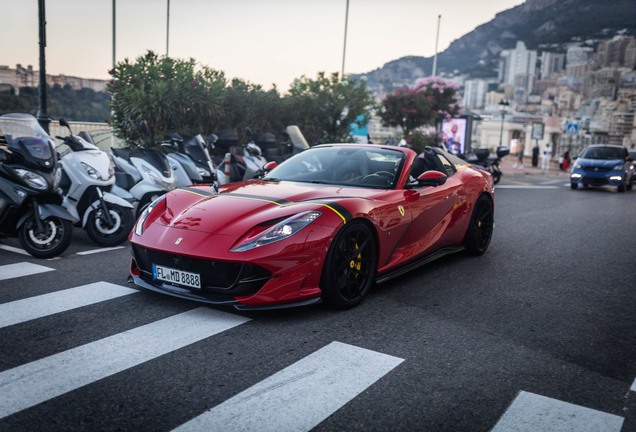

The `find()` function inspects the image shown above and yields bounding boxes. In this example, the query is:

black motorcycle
[0,114,77,258]
[458,146,510,184]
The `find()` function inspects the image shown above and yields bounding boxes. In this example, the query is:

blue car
[570,145,635,192]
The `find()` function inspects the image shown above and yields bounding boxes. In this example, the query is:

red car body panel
[129,145,494,309]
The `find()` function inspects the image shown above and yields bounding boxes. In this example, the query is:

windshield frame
[263,145,407,190]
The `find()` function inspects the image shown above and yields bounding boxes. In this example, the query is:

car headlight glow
[197,166,211,177]
[571,173,582,178]
[15,169,48,190]
[610,176,622,182]
[134,194,166,236]
[81,162,102,180]
[230,211,322,252]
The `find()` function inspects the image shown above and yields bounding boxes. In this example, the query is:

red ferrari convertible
[129,144,494,310]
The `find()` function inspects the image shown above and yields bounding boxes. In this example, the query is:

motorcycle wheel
[491,170,502,184]
[86,205,134,247]
[19,215,73,259]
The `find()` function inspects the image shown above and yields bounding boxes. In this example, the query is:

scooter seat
[112,147,144,162]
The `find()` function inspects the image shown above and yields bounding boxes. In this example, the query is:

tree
[380,77,461,152]
[285,72,375,144]
[107,51,227,145]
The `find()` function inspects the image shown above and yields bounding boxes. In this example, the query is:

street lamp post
[498,99,510,148]
[341,0,349,79]
[36,0,50,133]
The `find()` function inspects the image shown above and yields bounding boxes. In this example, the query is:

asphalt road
[1,175,635,432]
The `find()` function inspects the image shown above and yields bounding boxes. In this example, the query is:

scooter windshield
[183,135,210,165]
[0,113,53,160]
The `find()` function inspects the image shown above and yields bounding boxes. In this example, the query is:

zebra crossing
[0,259,632,431]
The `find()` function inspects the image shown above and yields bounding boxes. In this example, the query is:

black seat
[112,147,144,162]
[332,156,369,181]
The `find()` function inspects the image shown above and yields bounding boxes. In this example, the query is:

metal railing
[49,121,125,151]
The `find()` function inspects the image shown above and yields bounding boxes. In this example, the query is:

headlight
[612,164,623,171]
[574,164,582,169]
[134,194,166,236]
[571,173,582,179]
[230,211,322,252]
[81,162,101,180]
[54,166,62,187]
[197,166,211,177]
[143,166,174,190]
[15,169,48,190]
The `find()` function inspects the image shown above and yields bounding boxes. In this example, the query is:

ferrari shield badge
[175,238,183,245]
[398,205,405,217]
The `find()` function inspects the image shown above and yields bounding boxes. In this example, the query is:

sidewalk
[499,155,569,177]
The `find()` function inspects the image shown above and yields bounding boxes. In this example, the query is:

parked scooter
[0,114,77,258]
[56,119,134,247]
[110,122,175,217]
[257,126,310,164]
[458,147,510,184]
[164,133,218,187]
[213,128,267,184]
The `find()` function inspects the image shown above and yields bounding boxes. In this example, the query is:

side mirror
[263,161,277,172]
[207,134,218,146]
[417,170,447,187]
[59,118,71,132]
[245,127,252,139]
[139,121,149,138]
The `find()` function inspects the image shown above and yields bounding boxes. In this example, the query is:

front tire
[464,194,494,256]
[19,216,73,259]
[618,182,626,193]
[86,205,134,247]
[320,221,377,309]
[571,183,578,190]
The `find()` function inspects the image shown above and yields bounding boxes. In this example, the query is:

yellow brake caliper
[349,241,362,276]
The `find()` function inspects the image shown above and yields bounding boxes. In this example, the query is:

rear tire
[19,216,73,259]
[491,170,501,184]
[320,221,377,309]
[86,205,134,247]
[463,194,494,256]
[571,183,578,190]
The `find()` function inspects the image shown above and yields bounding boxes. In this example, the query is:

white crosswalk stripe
[173,341,404,432]
[491,391,624,432]
[0,307,250,419]
[0,245,30,256]
[0,282,138,329]
[76,246,126,255]
[0,262,55,282]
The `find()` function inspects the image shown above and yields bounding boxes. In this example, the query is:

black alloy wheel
[463,194,494,256]
[86,204,134,247]
[18,216,73,259]
[321,221,377,309]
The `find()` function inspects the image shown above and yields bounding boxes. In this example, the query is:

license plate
[152,264,201,290]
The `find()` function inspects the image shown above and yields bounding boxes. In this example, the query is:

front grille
[132,244,271,290]
[582,176,609,184]
[582,166,611,172]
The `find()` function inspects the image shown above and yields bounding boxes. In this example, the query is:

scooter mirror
[59,118,71,132]
[139,121,149,138]
[263,161,277,171]
[245,127,252,139]
[207,134,218,145]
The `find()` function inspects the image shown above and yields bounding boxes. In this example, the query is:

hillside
[354,0,636,89]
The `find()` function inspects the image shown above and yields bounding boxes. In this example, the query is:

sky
[2,0,525,91]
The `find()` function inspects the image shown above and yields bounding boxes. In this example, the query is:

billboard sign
[531,123,544,140]
[441,118,467,154]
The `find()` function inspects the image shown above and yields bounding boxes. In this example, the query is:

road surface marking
[491,391,623,432]
[0,262,55,282]
[0,245,30,256]
[76,246,126,255]
[495,185,560,189]
[564,183,571,187]
[0,282,138,329]
[0,307,250,419]
[173,341,404,432]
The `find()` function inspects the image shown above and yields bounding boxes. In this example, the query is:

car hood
[576,158,623,168]
[155,180,381,235]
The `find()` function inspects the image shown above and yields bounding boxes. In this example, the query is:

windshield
[580,146,625,160]
[183,135,210,165]
[0,113,53,160]
[264,146,405,189]
[286,125,309,150]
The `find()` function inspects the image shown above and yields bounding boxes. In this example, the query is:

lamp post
[498,99,510,148]
[341,0,349,79]
[36,0,50,133]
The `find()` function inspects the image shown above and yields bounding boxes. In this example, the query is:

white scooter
[109,122,175,217]
[56,118,135,247]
